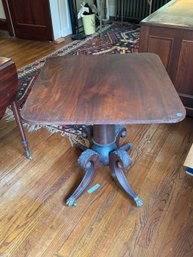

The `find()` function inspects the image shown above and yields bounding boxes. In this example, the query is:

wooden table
[0,57,32,160]
[21,53,185,207]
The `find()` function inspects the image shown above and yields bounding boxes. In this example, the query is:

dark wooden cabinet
[2,0,53,41]
[139,0,193,117]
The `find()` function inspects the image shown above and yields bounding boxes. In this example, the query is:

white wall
[0,0,6,19]
[49,0,72,40]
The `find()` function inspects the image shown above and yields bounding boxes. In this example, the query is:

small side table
[21,53,185,206]
[0,57,32,160]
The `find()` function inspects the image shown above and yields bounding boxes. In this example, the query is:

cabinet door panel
[5,0,53,41]
[148,36,173,69]
[175,40,193,95]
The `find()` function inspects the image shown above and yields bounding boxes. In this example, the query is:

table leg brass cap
[66,197,77,207]
[134,196,143,207]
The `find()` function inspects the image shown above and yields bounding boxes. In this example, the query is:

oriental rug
[6,22,140,144]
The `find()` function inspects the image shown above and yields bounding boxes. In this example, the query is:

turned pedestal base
[66,125,143,207]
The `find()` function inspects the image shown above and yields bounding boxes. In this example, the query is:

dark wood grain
[0,57,18,117]
[93,125,115,144]
[4,0,53,41]
[139,0,193,117]
[21,53,186,125]
[0,18,8,31]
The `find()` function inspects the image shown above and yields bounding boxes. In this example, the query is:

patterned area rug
[7,23,140,143]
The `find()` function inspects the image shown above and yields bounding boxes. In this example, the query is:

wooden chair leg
[11,101,32,160]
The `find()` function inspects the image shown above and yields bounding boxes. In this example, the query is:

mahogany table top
[21,53,186,125]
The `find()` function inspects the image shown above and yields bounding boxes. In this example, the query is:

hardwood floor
[0,30,71,69]
[0,31,193,257]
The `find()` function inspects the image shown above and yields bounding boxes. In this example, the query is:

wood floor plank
[0,31,71,69]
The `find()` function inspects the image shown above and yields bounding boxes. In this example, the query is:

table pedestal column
[66,125,143,207]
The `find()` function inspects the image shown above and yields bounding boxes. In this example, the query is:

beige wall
[0,0,6,19]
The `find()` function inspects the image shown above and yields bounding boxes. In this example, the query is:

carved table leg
[11,101,32,160]
[115,125,133,151]
[67,124,143,207]
[120,143,133,152]
[66,149,99,206]
[110,149,143,207]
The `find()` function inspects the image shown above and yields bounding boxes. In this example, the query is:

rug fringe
[23,123,43,132]
[44,125,89,147]
[4,107,14,121]
[3,108,88,146]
